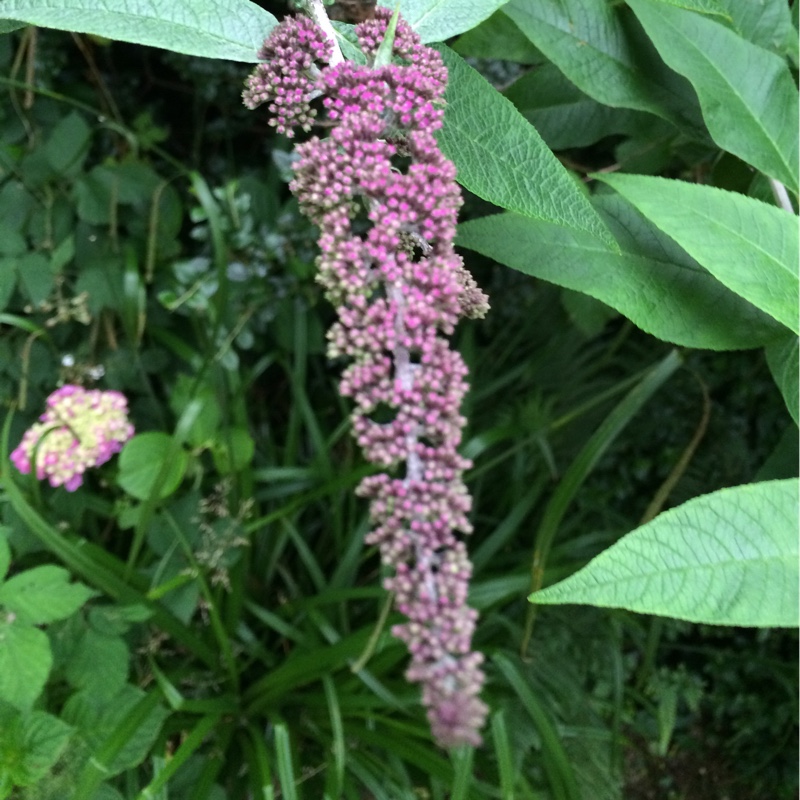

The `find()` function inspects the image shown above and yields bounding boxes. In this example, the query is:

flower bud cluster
[11,385,134,491]
[244,8,489,747]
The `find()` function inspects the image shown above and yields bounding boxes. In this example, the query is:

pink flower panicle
[245,8,489,747]
[242,15,333,136]
[10,385,134,492]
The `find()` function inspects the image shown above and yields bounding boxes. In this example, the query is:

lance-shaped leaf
[765,334,799,425]
[628,0,799,192]
[456,200,783,350]
[0,0,276,61]
[380,0,509,44]
[437,46,616,247]
[597,173,799,333]
[530,479,800,628]
[502,0,702,132]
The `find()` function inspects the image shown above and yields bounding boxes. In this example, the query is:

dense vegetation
[0,2,796,798]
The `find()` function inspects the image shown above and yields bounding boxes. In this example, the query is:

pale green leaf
[765,334,799,425]
[628,0,799,191]
[502,0,701,131]
[0,622,51,710]
[117,432,188,501]
[437,46,616,246]
[379,0,509,44]
[0,565,96,624]
[456,202,783,350]
[597,173,799,333]
[0,0,276,62]
[530,479,800,628]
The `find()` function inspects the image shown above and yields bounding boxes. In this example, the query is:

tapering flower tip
[423,652,489,748]
[242,16,332,136]
[10,385,134,491]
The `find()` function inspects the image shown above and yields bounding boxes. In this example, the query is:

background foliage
[0,0,796,798]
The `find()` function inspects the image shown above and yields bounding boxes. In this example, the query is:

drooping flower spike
[11,385,134,492]
[244,8,489,747]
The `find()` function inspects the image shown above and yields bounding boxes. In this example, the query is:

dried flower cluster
[11,385,134,491]
[244,9,489,746]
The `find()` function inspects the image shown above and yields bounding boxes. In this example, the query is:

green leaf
[0,705,73,788]
[373,5,400,67]
[379,0,509,44]
[765,334,799,425]
[717,0,797,57]
[437,46,616,247]
[530,479,800,627]
[456,203,783,350]
[65,628,129,698]
[16,252,53,306]
[627,0,799,192]
[0,19,26,33]
[273,723,298,800]
[9,711,73,786]
[0,0,276,62]
[63,684,168,776]
[117,432,188,501]
[0,528,10,582]
[597,173,799,333]
[452,9,542,63]
[502,0,701,131]
[504,64,647,150]
[646,0,728,16]
[0,622,51,710]
[43,111,91,177]
[211,427,255,474]
[168,378,221,447]
[0,565,96,624]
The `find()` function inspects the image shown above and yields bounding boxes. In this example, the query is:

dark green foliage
[0,9,796,800]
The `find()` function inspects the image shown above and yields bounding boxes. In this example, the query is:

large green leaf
[452,9,541,63]
[0,0,276,61]
[0,565,95,624]
[530,479,799,627]
[765,334,799,425]
[379,0,508,44]
[456,201,783,349]
[437,46,616,247]
[717,0,798,57]
[504,64,647,150]
[502,0,701,131]
[597,173,799,333]
[628,0,799,192]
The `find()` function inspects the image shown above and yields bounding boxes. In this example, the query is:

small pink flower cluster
[244,10,489,746]
[11,385,134,491]
[242,16,332,135]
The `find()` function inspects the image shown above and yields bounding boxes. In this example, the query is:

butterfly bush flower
[245,9,489,747]
[10,385,134,491]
